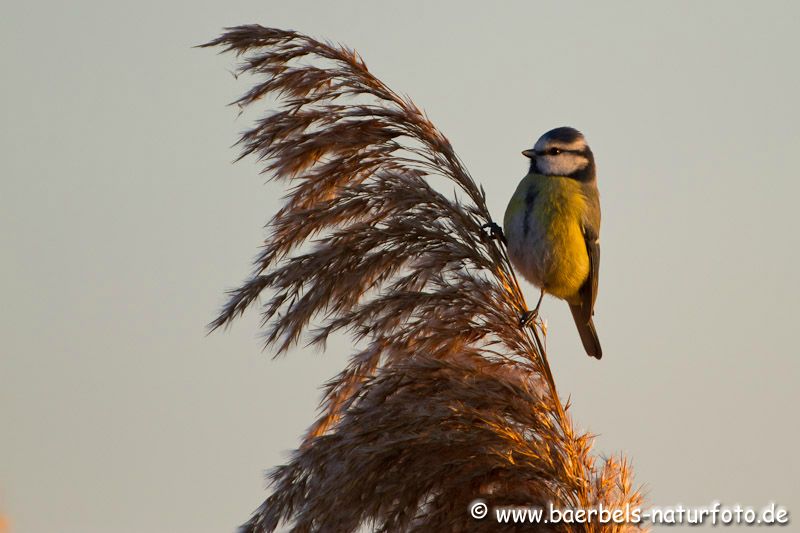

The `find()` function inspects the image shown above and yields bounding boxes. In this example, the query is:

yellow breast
[504,174,590,301]
[536,177,590,299]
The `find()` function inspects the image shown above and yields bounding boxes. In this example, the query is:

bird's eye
[548,148,562,155]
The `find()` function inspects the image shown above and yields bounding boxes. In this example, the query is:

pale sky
[2,1,799,532]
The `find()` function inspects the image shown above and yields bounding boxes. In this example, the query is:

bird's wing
[579,219,600,325]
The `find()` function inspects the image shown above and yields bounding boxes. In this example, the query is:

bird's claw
[519,309,539,328]
[481,222,507,244]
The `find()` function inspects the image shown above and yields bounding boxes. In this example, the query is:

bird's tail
[569,304,602,359]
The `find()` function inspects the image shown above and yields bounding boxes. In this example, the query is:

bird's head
[523,127,595,181]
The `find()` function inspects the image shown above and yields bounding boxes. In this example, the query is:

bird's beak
[522,149,536,159]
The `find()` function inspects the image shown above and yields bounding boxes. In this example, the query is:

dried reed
[203,25,645,532]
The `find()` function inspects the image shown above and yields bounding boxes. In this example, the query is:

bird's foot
[481,222,507,244]
[519,309,539,328]
[520,289,546,329]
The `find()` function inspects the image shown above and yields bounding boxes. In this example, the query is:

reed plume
[203,25,645,532]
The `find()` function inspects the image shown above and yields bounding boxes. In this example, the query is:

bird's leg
[481,221,507,244]
[520,288,545,328]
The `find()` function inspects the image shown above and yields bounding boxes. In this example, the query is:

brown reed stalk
[203,25,646,532]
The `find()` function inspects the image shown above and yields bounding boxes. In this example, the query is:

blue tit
[503,127,602,359]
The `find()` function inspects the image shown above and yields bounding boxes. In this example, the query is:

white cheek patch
[537,154,587,176]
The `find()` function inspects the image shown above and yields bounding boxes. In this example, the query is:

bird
[502,127,602,359]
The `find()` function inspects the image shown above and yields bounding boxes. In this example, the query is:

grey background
[2,1,798,531]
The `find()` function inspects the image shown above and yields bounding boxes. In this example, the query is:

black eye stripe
[534,148,584,156]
